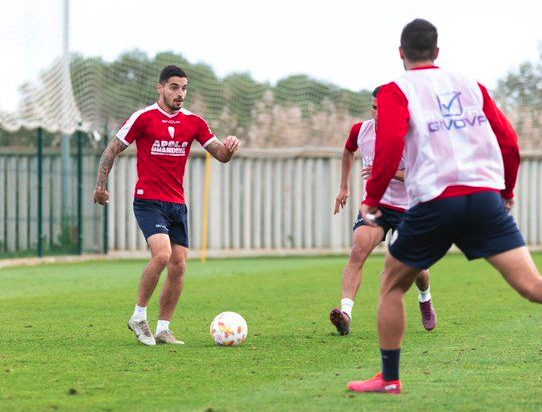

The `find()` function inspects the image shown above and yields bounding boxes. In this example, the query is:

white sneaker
[155,330,185,345]
[128,319,156,346]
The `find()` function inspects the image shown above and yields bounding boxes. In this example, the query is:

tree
[495,58,542,150]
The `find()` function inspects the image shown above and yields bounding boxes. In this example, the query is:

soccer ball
[210,312,248,346]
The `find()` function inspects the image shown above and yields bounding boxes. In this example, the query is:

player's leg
[342,225,386,300]
[414,270,429,291]
[136,234,172,306]
[155,243,187,345]
[348,254,419,393]
[386,206,437,331]
[456,191,542,303]
[159,244,187,320]
[379,253,420,349]
[129,198,172,345]
[129,233,172,345]
[348,197,462,393]
[155,202,189,344]
[330,221,385,335]
[414,269,436,331]
[486,246,542,303]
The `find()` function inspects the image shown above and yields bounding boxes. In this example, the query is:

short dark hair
[159,65,187,84]
[400,19,438,62]
[372,86,381,98]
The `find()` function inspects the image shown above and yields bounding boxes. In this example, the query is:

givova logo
[427,91,488,133]
[437,91,462,116]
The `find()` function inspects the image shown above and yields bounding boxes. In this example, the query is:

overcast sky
[1,0,541,111]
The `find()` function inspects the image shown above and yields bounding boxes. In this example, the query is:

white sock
[341,298,354,320]
[156,320,170,335]
[418,286,431,303]
[131,305,147,321]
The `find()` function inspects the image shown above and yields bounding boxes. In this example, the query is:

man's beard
[165,96,182,112]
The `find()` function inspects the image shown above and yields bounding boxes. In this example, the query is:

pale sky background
[1,0,541,111]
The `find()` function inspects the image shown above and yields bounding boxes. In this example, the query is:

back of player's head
[372,86,382,98]
[400,19,438,62]
[159,65,187,84]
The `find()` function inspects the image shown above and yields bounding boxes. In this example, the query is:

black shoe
[329,308,351,335]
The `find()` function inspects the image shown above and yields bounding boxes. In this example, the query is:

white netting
[0,0,83,134]
[0,0,372,146]
[68,53,373,147]
[1,1,541,150]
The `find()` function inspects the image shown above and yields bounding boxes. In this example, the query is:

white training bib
[357,119,409,210]
[393,68,505,207]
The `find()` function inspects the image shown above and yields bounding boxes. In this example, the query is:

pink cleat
[419,299,437,331]
[348,372,402,394]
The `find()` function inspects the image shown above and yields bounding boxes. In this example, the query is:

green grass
[1,254,541,412]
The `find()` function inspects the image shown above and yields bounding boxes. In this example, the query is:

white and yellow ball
[210,312,248,346]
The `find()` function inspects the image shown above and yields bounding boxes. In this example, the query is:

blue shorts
[389,191,525,270]
[353,206,404,239]
[133,198,189,247]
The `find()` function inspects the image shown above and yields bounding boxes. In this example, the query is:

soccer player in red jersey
[93,65,240,346]
[329,87,436,335]
[348,19,542,394]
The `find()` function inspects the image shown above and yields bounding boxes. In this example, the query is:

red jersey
[116,103,216,203]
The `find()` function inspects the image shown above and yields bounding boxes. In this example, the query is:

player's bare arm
[334,148,355,214]
[361,166,404,182]
[93,137,128,205]
[393,170,405,182]
[205,136,240,163]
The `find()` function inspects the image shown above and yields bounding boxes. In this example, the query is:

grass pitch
[1,254,541,412]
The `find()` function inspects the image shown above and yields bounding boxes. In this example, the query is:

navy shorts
[133,198,189,247]
[353,206,404,239]
[389,191,525,270]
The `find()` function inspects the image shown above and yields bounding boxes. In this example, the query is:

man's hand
[206,136,241,162]
[223,135,241,154]
[93,188,109,205]
[359,203,381,227]
[334,187,349,215]
[503,197,514,212]
[361,166,372,180]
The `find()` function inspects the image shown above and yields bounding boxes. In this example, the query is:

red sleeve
[116,111,145,145]
[363,82,410,207]
[345,122,362,152]
[478,83,520,199]
[195,116,216,148]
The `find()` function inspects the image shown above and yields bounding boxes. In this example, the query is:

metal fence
[1,147,541,258]
[0,140,105,257]
[107,148,366,253]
